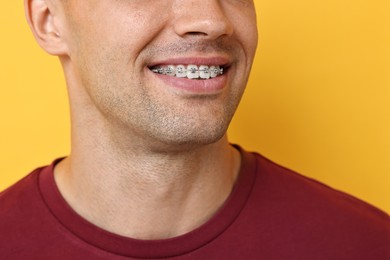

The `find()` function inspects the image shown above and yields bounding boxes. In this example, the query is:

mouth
[148,64,228,80]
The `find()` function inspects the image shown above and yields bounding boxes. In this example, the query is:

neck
[54,131,241,239]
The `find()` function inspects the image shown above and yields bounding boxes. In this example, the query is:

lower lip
[147,68,228,95]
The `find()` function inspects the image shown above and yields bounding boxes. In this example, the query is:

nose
[172,0,234,40]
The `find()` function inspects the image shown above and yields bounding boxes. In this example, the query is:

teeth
[210,66,222,78]
[165,65,176,76]
[176,65,187,78]
[187,65,199,79]
[199,65,210,79]
[151,64,224,79]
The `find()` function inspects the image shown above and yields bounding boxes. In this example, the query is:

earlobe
[25,0,68,56]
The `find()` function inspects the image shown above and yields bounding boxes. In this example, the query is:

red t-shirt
[1,148,389,259]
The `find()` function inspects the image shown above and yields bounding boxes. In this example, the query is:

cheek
[98,9,169,57]
[230,6,258,59]
[66,6,168,59]
[240,19,258,60]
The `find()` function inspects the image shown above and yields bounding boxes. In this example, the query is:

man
[0,0,389,259]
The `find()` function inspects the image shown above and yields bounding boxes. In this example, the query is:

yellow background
[1,1,389,213]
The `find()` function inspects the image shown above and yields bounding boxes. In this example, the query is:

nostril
[186,31,208,36]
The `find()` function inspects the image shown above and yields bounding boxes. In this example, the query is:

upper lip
[147,56,232,68]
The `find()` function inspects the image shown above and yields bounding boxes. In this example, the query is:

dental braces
[151,65,224,78]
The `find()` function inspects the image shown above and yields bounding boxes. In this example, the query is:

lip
[146,56,231,95]
[147,56,231,68]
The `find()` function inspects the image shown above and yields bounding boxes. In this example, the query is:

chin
[149,124,228,152]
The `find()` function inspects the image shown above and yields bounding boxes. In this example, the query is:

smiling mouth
[149,65,225,80]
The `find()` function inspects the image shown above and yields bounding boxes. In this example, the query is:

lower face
[63,1,258,150]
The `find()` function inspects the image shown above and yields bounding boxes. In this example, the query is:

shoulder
[0,165,68,256]
[243,151,389,257]
[0,166,49,237]
[0,167,43,212]
[251,152,389,222]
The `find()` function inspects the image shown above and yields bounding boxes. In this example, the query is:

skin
[25,0,258,239]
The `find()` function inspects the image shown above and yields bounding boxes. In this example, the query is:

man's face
[60,0,258,149]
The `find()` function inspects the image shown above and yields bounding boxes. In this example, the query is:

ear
[25,0,68,55]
